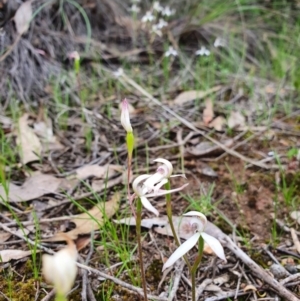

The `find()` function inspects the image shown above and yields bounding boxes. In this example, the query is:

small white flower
[161,6,175,16]
[132,173,188,216]
[151,24,162,36]
[153,1,163,12]
[120,99,133,133]
[195,46,210,56]
[129,4,140,13]
[142,11,155,22]
[162,211,226,271]
[164,46,178,57]
[130,0,141,2]
[214,37,226,48]
[42,240,78,296]
[113,68,124,78]
[156,18,168,29]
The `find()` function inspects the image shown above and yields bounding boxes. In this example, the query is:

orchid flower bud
[120,99,133,133]
[68,51,80,75]
[42,237,78,297]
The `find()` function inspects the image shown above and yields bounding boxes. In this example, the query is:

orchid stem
[55,293,67,301]
[165,180,192,272]
[191,236,204,301]
[136,197,148,301]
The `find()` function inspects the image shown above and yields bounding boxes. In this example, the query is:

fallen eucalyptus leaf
[0,249,33,263]
[227,111,246,130]
[14,1,33,35]
[290,211,300,224]
[173,86,221,105]
[0,174,62,203]
[48,192,120,240]
[203,99,214,125]
[16,114,42,164]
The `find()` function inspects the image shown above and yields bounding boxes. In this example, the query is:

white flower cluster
[195,37,227,57]
[140,1,175,36]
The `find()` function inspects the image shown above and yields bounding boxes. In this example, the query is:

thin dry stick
[195,279,212,301]
[168,260,185,301]
[76,263,167,301]
[291,228,300,254]
[120,73,277,170]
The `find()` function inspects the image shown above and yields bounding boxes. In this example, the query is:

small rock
[269,263,289,279]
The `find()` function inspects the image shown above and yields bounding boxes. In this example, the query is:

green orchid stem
[191,236,204,301]
[164,180,192,272]
[136,198,148,301]
[55,293,67,301]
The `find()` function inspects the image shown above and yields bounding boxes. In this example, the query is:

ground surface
[0,0,300,301]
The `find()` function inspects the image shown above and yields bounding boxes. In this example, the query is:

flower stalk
[136,197,148,301]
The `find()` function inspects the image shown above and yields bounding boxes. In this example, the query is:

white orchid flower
[42,239,78,296]
[162,211,226,271]
[132,174,189,216]
[142,11,155,22]
[195,46,210,56]
[164,46,178,57]
[120,98,133,133]
[143,158,185,193]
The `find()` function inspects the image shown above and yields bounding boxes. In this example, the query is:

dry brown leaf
[91,175,123,192]
[0,231,12,243]
[0,174,62,202]
[34,119,64,151]
[208,116,225,131]
[187,139,233,156]
[75,164,121,180]
[203,99,214,125]
[16,114,42,164]
[49,192,120,241]
[227,111,246,129]
[173,86,221,105]
[14,1,32,35]
[290,211,300,224]
[0,249,33,263]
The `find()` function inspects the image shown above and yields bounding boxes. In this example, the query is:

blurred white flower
[156,18,168,29]
[42,240,77,296]
[195,46,210,56]
[113,68,124,78]
[164,46,178,57]
[162,211,226,271]
[129,4,140,13]
[151,25,162,36]
[130,0,141,2]
[214,37,226,48]
[161,6,175,16]
[153,1,163,12]
[142,11,155,22]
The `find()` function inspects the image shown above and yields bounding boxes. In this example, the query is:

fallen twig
[168,260,185,301]
[205,222,300,301]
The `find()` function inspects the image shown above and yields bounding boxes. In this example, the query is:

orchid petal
[132,174,151,195]
[162,232,201,271]
[143,172,165,191]
[145,183,189,198]
[201,232,226,262]
[153,178,168,192]
[170,174,186,179]
[183,211,207,227]
[153,158,173,177]
[140,196,159,216]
